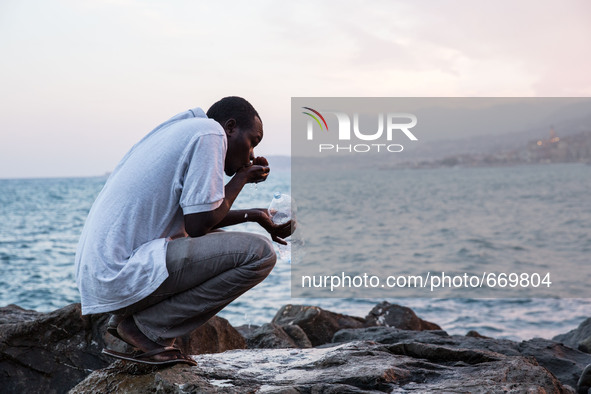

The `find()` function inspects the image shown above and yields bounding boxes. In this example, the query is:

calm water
[1,163,590,340]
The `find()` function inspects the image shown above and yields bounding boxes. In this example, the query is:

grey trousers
[112,231,276,345]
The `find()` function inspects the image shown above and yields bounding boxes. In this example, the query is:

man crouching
[75,96,293,365]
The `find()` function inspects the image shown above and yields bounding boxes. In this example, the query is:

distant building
[527,126,561,162]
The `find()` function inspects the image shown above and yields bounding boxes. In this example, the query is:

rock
[579,337,591,354]
[333,326,591,390]
[234,323,258,337]
[174,316,246,355]
[68,361,219,394]
[333,326,452,344]
[577,364,591,394]
[0,303,111,394]
[0,304,43,324]
[282,323,313,348]
[236,323,312,349]
[466,330,491,339]
[0,304,248,394]
[70,340,570,393]
[364,301,441,330]
[554,318,591,353]
[518,338,590,393]
[271,305,365,346]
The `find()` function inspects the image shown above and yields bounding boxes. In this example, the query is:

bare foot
[117,316,176,361]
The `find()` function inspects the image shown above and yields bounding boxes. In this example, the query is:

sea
[1,162,590,341]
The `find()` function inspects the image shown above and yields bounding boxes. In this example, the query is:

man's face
[224,116,263,176]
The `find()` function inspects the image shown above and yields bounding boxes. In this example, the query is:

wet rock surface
[71,341,569,393]
[334,326,591,389]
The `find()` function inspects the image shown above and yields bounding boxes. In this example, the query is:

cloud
[1,0,590,177]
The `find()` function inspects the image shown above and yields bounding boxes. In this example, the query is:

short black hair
[206,96,261,130]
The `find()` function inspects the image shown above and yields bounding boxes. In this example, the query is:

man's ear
[223,118,237,136]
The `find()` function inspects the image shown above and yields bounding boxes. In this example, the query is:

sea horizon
[1,162,589,341]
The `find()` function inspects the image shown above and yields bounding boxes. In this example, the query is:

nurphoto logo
[302,107,418,153]
[302,107,329,136]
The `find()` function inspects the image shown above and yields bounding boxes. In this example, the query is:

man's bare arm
[213,209,260,228]
[216,208,294,245]
[184,164,269,237]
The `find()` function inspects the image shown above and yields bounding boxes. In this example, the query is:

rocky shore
[1,301,591,393]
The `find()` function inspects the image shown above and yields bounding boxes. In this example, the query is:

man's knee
[253,234,277,273]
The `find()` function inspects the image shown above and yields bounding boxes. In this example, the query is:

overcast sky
[1,0,590,178]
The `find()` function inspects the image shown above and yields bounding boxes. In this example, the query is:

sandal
[102,346,197,366]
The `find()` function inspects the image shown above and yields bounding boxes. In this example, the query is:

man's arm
[212,209,257,228]
[184,164,268,237]
[213,208,294,245]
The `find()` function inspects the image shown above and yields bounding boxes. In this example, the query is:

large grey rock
[0,303,111,394]
[70,341,570,393]
[554,318,591,353]
[236,323,312,349]
[518,337,590,391]
[0,304,43,324]
[364,301,441,330]
[68,361,218,394]
[281,323,313,348]
[272,305,365,346]
[0,303,247,394]
[334,326,591,390]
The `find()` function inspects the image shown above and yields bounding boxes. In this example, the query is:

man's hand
[237,156,270,184]
[252,156,269,167]
[251,208,295,245]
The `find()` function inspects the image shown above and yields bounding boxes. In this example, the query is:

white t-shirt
[75,108,226,315]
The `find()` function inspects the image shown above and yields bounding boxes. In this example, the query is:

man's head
[207,96,263,176]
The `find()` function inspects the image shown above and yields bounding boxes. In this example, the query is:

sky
[1,0,590,178]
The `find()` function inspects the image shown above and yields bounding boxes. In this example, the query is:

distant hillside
[395,130,591,169]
